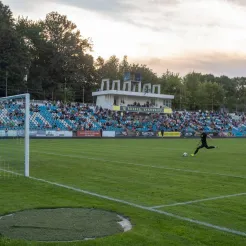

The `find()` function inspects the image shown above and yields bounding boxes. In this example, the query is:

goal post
[0,93,30,177]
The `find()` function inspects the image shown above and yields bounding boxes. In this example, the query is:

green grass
[0,138,246,245]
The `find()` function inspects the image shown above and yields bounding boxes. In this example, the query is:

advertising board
[158,132,181,137]
[77,131,101,137]
[102,131,116,137]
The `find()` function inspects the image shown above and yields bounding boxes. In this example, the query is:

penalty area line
[151,192,246,209]
[28,176,246,237]
[1,168,245,237]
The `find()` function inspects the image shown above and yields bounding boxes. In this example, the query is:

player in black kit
[191,129,217,156]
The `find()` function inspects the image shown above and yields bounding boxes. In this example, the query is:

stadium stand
[0,100,246,136]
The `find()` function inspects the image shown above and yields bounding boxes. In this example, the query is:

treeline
[0,1,245,112]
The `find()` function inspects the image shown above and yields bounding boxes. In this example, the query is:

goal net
[0,94,30,178]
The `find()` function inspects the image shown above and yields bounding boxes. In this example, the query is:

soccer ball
[183,152,188,157]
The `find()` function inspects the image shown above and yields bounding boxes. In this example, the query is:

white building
[92,78,174,113]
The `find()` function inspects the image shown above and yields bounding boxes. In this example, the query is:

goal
[0,93,30,177]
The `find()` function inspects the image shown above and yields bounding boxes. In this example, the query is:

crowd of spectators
[0,100,246,134]
[93,109,246,134]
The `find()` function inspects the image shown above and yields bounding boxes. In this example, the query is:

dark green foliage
[0,1,30,96]
[0,1,245,111]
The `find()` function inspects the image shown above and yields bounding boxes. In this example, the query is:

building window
[163,100,172,108]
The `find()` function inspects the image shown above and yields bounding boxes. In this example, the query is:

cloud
[68,0,128,12]
[48,0,181,30]
[4,0,246,78]
[3,0,38,13]
[50,0,246,33]
[6,0,246,34]
[226,0,246,6]
[132,52,246,77]
[51,0,133,16]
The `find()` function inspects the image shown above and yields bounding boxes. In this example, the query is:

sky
[3,0,246,77]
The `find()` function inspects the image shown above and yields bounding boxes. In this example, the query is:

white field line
[34,144,246,167]
[31,144,246,171]
[35,145,246,170]
[151,193,246,209]
[29,138,246,150]
[32,150,246,180]
[32,145,181,161]
[2,144,244,174]
[37,144,184,152]
[0,143,181,152]
[32,142,246,154]
[2,142,244,169]
[0,168,245,237]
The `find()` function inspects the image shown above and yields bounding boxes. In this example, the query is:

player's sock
[194,148,199,155]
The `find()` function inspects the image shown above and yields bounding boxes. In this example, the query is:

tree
[118,55,130,82]
[200,74,216,83]
[204,82,225,111]
[130,64,158,85]
[15,17,47,98]
[196,82,208,110]
[0,1,30,96]
[235,77,246,112]
[33,12,95,101]
[183,72,201,110]
[94,55,121,90]
[159,70,183,109]
[1,2,245,109]
[94,55,120,81]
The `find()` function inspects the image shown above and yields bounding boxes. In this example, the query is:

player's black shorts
[199,142,208,148]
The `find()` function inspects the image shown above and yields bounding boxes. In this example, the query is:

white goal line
[150,192,246,209]
[0,168,245,238]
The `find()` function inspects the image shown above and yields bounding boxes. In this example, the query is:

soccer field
[0,138,246,245]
